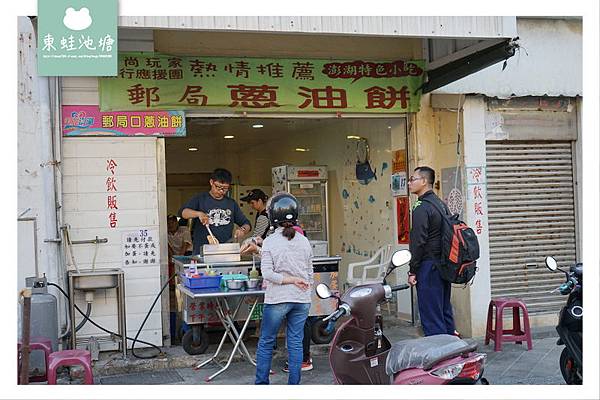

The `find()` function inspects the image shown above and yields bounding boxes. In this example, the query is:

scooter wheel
[559,348,582,384]
[182,326,209,355]
[311,318,336,344]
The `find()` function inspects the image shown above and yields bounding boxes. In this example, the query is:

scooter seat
[385,334,477,375]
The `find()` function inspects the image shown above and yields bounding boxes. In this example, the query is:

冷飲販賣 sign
[62,105,186,137]
[98,53,426,113]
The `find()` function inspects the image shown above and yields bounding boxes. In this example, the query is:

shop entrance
[163,116,411,345]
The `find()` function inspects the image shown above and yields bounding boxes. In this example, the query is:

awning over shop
[420,38,520,93]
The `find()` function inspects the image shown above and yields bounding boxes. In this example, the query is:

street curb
[93,353,202,377]
[93,344,321,377]
[92,321,557,377]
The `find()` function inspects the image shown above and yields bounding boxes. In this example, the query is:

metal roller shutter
[486,141,577,314]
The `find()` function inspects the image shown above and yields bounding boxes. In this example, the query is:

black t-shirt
[179,192,251,254]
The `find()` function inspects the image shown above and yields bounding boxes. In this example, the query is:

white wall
[435,18,582,98]
[62,138,163,349]
[460,97,492,337]
[17,17,43,289]
[18,17,64,321]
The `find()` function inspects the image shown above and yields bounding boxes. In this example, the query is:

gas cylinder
[20,276,59,378]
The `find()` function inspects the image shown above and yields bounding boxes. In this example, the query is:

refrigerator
[272,165,329,256]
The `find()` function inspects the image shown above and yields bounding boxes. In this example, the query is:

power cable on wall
[454,94,464,192]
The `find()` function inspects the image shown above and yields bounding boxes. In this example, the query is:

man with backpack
[406,166,459,337]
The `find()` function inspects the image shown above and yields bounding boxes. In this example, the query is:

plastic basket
[180,273,223,289]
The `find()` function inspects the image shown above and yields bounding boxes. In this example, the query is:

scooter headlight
[431,363,464,380]
[383,285,392,300]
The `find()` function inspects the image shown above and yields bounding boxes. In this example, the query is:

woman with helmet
[254,192,314,385]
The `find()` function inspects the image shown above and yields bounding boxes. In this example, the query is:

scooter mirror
[316,283,333,299]
[391,249,412,267]
[545,256,558,271]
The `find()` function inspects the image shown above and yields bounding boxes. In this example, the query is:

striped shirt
[260,227,314,304]
[252,211,270,239]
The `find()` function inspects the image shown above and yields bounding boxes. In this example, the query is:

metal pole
[118,272,127,358]
[19,289,32,385]
[68,273,77,350]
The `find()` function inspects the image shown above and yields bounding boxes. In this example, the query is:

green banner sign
[99,53,425,113]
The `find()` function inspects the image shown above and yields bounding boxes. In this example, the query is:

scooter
[544,256,582,385]
[316,249,487,385]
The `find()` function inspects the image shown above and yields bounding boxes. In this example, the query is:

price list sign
[122,229,160,267]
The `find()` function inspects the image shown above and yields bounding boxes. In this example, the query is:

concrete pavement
[78,321,565,385]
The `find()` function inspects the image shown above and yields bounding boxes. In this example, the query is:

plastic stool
[17,336,53,383]
[485,298,533,352]
[47,349,94,385]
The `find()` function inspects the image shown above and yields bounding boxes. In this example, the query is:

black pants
[303,318,311,362]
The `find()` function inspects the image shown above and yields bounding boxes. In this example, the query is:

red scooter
[316,250,488,385]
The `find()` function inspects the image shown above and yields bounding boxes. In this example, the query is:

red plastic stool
[17,336,53,383]
[485,298,533,352]
[47,349,94,385]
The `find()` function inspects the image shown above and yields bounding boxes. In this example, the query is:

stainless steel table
[173,255,341,319]
[173,254,342,271]
[177,284,265,381]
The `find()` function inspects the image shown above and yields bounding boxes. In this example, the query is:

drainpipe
[51,74,72,336]
[49,75,69,333]
[39,74,61,299]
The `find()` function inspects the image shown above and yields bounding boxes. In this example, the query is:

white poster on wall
[391,172,407,196]
[122,229,160,267]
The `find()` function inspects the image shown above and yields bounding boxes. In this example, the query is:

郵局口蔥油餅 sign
[62,105,186,137]
[98,53,426,113]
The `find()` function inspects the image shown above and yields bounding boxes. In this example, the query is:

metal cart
[172,255,341,355]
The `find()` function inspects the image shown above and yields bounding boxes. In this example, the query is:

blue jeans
[416,260,456,336]
[255,302,310,385]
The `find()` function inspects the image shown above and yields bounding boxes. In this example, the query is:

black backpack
[422,198,480,284]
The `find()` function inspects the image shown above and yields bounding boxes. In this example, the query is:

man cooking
[179,168,252,255]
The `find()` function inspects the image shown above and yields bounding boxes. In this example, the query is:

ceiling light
[252,124,264,129]
[295,148,309,152]
[223,135,235,139]
[188,147,198,152]
[347,135,362,140]
[388,126,392,129]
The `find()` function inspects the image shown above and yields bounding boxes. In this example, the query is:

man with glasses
[180,168,251,255]
[406,166,458,337]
